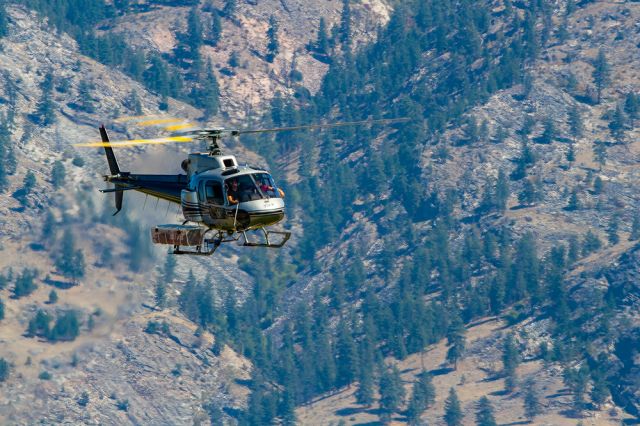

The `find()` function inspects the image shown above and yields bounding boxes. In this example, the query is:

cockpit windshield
[225,175,263,204]
[253,173,281,198]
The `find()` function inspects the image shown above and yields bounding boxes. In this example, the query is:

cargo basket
[152,225,207,246]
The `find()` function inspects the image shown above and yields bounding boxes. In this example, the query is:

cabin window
[201,181,224,205]
[225,175,263,204]
[252,173,281,198]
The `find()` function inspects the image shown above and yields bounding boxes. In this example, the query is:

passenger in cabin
[226,178,240,205]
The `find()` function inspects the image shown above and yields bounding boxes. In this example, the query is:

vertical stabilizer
[99,125,123,215]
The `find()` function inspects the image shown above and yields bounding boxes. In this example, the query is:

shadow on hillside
[429,366,455,376]
[500,421,530,425]
[335,407,364,416]
[43,276,76,289]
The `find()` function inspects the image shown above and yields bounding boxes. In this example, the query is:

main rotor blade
[233,117,411,135]
[74,136,194,148]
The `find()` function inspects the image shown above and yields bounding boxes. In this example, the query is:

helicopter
[76,117,408,256]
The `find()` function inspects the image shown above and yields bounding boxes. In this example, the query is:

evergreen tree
[624,92,639,127]
[35,71,56,125]
[582,230,602,256]
[593,141,607,169]
[566,142,576,163]
[406,371,435,425]
[475,396,497,426]
[0,2,8,38]
[609,103,626,144]
[593,176,604,195]
[56,229,85,283]
[27,309,52,338]
[379,365,405,424]
[210,12,222,46]
[0,358,8,382]
[339,0,351,48]
[335,318,358,388]
[51,160,65,189]
[444,387,463,426]
[565,188,580,211]
[13,268,38,299]
[592,49,610,104]
[266,15,279,63]
[355,368,374,406]
[0,298,4,321]
[155,281,167,308]
[50,310,80,341]
[518,178,541,206]
[77,78,95,113]
[606,214,619,245]
[568,105,583,141]
[523,378,541,421]
[222,0,236,19]
[446,312,466,369]
[502,333,520,392]
[126,90,143,115]
[198,61,219,116]
[495,169,509,212]
[48,289,58,304]
[539,117,555,144]
[630,216,640,241]
[314,17,329,56]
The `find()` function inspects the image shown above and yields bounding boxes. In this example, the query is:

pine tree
[406,371,435,425]
[475,396,497,426]
[339,0,351,48]
[523,378,541,421]
[495,169,509,212]
[502,333,520,392]
[222,0,236,19]
[198,61,219,116]
[606,214,619,245]
[378,365,405,424]
[0,2,8,38]
[565,188,580,211]
[0,358,8,382]
[210,12,222,46]
[609,103,626,144]
[51,160,65,189]
[539,117,555,144]
[0,298,4,321]
[446,311,466,369]
[266,15,279,63]
[13,269,37,299]
[630,216,640,241]
[355,366,374,406]
[50,310,80,341]
[593,141,607,169]
[624,92,639,127]
[335,318,358,388]
[48,290,58,304]
[56,229,85,284]
[592,49,611,104]
[568,105,583,141]
[155,281,167,308]
[35,71,56,125]
[444,387,463,426]
[314,17,329,56]
[582,230,602,256]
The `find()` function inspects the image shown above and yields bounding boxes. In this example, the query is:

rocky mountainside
[1,0,640,425]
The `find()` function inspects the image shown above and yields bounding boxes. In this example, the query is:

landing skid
[241,228,291,248]
[171,227,291,256]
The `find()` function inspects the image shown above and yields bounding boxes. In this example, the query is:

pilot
[227,179,240,205]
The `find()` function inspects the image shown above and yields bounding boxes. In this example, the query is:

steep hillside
[2,0,640,425]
